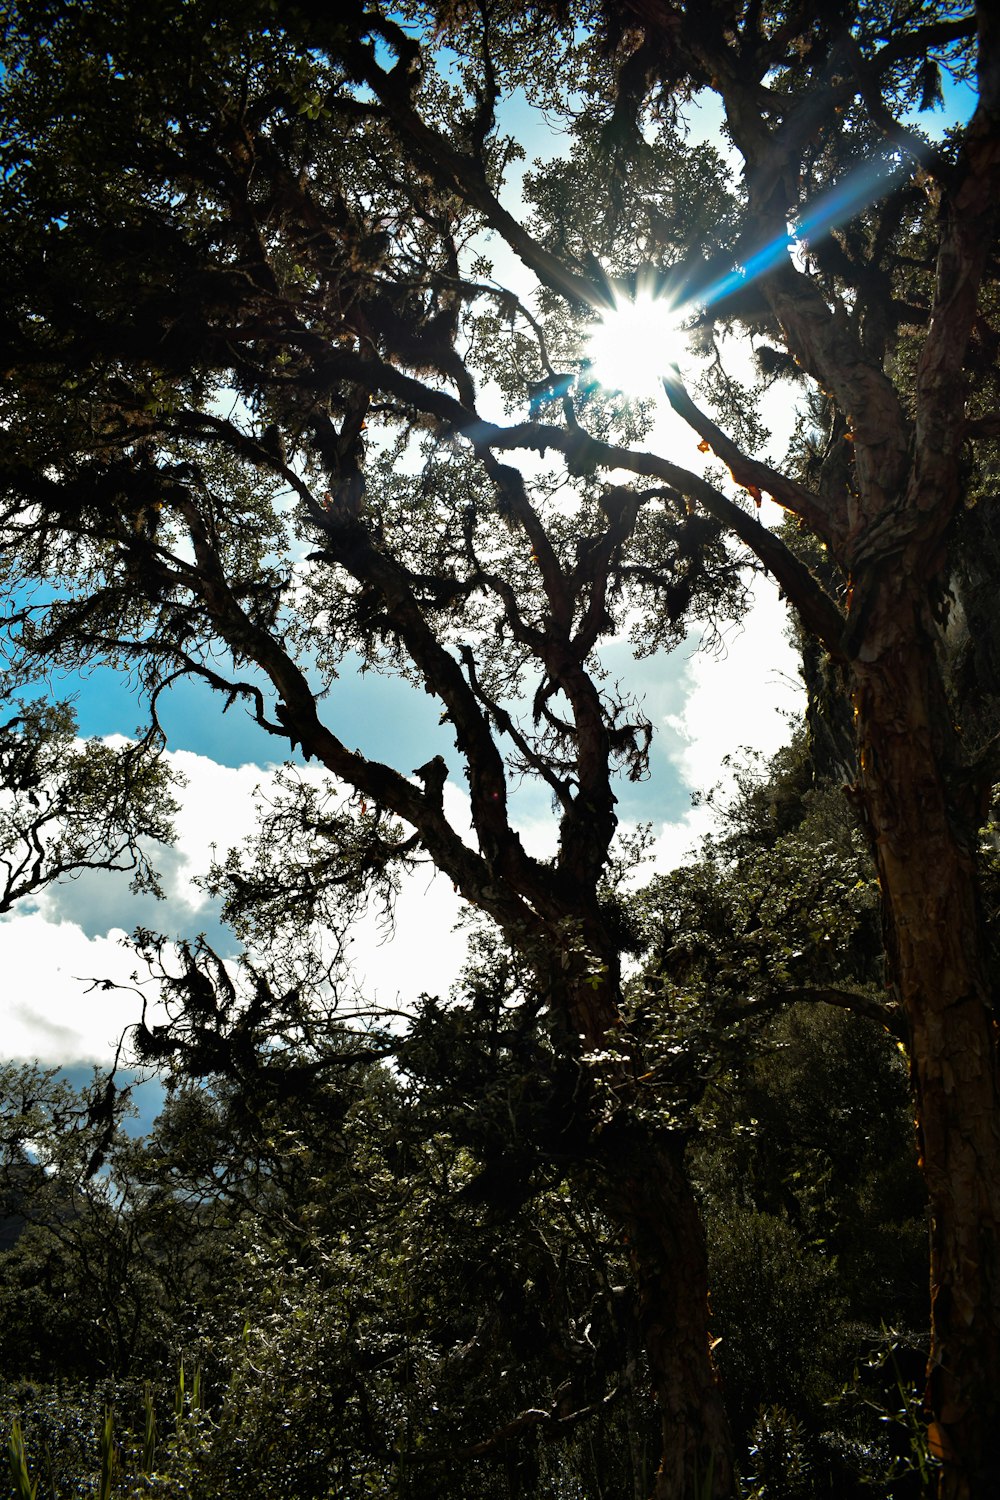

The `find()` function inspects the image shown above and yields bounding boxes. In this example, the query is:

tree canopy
[2,3,1000,1497]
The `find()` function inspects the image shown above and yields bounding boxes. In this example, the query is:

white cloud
[22,749,274,946]
[0,751,478,1064]
[0,912,162,1064]
[165,749,277,908]
[0,585,803,1064]
[652,573,803,870]
[344,864,467,1010]
[0,750,281,1065]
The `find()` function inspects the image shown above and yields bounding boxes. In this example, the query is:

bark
[607,1130,737,1500]
[851,576,1000,1500]
[556,958,736,1500]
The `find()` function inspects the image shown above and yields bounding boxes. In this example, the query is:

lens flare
[587,292,688,397]
[584,152,918,401]
[697,152,916,314]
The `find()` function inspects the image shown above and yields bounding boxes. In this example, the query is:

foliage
[0,974,929,1498]
[0,726,935,1498]
[637,734,927,1477]
[0,702,177,912]
[0,1047,662,1498]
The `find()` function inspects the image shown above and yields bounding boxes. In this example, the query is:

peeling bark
[850,579,1000,1498]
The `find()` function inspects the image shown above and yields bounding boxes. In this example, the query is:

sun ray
[587,291,690,398]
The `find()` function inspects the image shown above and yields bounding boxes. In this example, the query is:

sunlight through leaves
[587,292,690,397]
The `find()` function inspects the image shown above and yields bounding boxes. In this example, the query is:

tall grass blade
[174,1361,185,1427]
[97,1408,115,1500]
[142,1383,157,1475]
[7,1421,39,1500]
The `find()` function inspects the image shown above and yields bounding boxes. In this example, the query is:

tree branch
[661,372,835,536]
[779,984,907,1041]
[482,424,848,657]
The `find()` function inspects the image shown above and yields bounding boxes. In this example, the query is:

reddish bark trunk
[851,581,1000,1499]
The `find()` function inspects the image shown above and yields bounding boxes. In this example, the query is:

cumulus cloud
[344,864,467,1010]
[652,574,804,870]
[0,584,802,1064]
[1,750,277,1064]
[0,749,474,1064]
[0,913,160,1063]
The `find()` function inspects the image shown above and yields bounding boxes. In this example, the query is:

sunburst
[587,291,689,398]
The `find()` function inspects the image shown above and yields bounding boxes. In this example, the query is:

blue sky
[65,650,450,775]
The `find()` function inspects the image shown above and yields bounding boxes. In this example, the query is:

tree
[0,776,932,1497]
[555,11,998,1496]
[1,3,999,1496]
[636,737,931,1483]
[0,700,176,912]
[0,902,923,1497]
[0,1062,226,1383]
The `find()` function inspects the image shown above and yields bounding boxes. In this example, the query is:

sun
[587,291,689,398]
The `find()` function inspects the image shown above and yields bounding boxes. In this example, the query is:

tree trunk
[606,1129,737,1500]
[852,578,1000,1499]
[557,960,736,1499]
